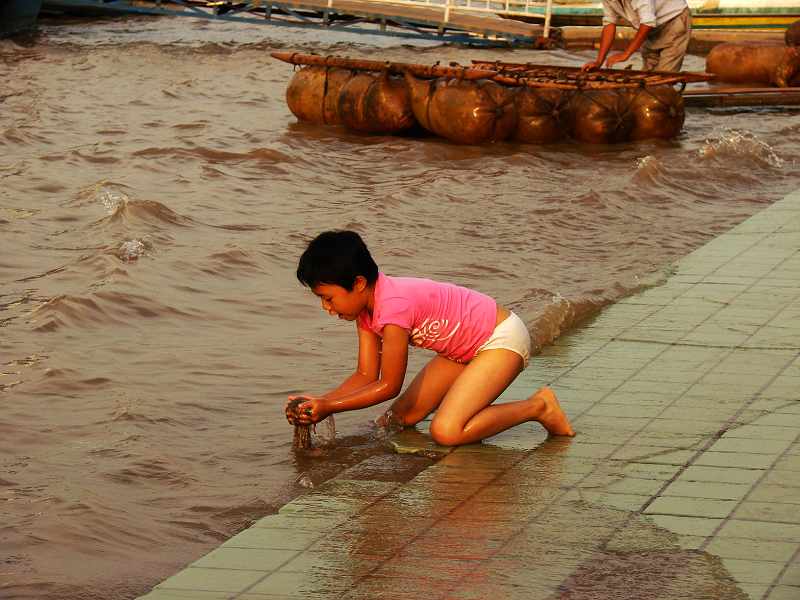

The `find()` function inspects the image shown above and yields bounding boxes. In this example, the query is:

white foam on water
[698,129,785,168]
[100,188,129,214]
[118,239,145,261]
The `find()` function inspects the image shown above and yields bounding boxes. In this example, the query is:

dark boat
[1,0,42,37]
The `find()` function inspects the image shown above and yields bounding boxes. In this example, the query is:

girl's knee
[429,419,463,447]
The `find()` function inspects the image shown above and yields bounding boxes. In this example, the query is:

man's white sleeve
[602,0,621,25]
[632,0,657,27]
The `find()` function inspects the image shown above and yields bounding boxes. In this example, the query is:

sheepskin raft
[272,52,714,145]
[706,20,800,88]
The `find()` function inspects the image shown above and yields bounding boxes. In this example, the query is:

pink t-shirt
[357,273,497,363]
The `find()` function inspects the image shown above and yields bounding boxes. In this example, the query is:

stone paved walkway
[138,190,800,600]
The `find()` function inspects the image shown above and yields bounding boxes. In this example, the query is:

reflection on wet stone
[556,550,749,600]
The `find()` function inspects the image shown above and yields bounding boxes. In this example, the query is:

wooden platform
[40,0,547,45]
[684,86,800,107]
[272,0,545,43]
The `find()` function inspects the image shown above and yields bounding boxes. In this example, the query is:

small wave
[69,181,132,213]
[632,154,663,184]
[525,267,673,353]
[530,293,606,352]
[132,145,291,164]
[103,198,190,228]
[30,290,197,332]
[697,129,784,168]
[21,367,112,394]
[107,460,193,487]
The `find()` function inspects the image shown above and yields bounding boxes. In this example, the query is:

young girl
[286,230,575,446]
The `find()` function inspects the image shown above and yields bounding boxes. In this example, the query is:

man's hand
[604,52,631,68]
[287,395,330,425]
[581,59,603,72]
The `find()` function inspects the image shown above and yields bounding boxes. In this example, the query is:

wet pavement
[137,190,800,600]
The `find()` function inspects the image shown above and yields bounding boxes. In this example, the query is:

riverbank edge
[137,188,800,600]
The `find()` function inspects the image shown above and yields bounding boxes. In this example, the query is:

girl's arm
[295,325,409,423]
[321,324,382,400]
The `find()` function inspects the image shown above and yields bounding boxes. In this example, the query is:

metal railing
[384,0,555,36]
[320,0,555,36]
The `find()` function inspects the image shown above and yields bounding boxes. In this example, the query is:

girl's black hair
[296,230,379,290]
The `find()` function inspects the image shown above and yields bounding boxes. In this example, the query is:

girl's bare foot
[530,387,575,437]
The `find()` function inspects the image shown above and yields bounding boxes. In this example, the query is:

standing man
[582,0,692,72]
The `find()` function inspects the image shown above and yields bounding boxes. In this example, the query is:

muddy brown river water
[1,15,800,600]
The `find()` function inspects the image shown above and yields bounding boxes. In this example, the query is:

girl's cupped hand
[286,395,330,425]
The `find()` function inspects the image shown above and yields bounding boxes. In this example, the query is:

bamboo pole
[271,52,497,80]
[471,60,716,83]
[271,52,703,90]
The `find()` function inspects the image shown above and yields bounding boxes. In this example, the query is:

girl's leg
[388,355,465,426]
[429,349,574,446]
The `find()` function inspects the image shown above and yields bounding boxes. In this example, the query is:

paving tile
[675,534,709,550]
[716,520,800,542]
[677,466,765,485]
[585,390,672,406]
[716,350,796,375]
[221,527,327,552]
[252,513,346,532]
[614,378,692,397]
[277,496,365,520]
[584,403,664,418]
[580,475,665,496]
[681,282,749,304]
[192,547,297,571]
[725,425,800,441]
[138,592,232,600]
[734,501,800,524]
[620,462,683,480]
[657,405,740,422]
[751,413,800,428]
[761,375,800,401]
[646,514,723,537]
[469,484,564,506]
[706,538,799,562]
[721,558,786,584]
[556,441,620,459]
[579,491,651,512]
[645,496,738,519]
[737,584,773,600]
[417,464,503,485]
[708,438,793,455]
[447,500,542,524]
[439,449,524,470]
[611,446,695,465]
[340,575,458,600]
[276,550,382,577]
[695,452,778,470]
[246,570,353,597]
[662,480,751,501]
[156,567,266,593]
[778,562,800,586]
[763,470,800,488]
[632,433,712,448]
[748,484,800,505]
[766,586,800,600]
[775,455,800,472]
[642,419,723,436]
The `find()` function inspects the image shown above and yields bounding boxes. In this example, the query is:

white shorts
[475,311,531,368]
